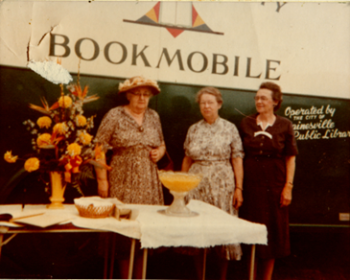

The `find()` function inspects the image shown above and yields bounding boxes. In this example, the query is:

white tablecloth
[0,200,267,249]
[134,200,267,248]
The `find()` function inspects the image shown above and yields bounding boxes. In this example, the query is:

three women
[95,76,297,280]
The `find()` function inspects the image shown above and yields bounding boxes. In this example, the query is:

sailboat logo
[123,2,224,38]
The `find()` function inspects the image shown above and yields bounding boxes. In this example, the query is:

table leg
[109,234,116,279]
[142,248,148,279]
[202,248,207,280]
[0,227,16,264]
[103,234,110,279]
[128,239,136,279]
[249,245,256,280]
[0,234,3,262]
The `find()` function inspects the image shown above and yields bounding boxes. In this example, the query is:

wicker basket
[75,204,115,218]
[74,197,115,218]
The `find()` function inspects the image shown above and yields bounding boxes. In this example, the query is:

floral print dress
[95,106,164,205]
[184,117,244,260]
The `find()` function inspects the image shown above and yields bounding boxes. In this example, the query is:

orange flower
[76,115,87,127]
[58,96,72,108]
[29,97,59,115]
[67,84,99,103]
[68,84,89,100]
[24,157,40,172]
[67,143,81,156]
[37,133,52,148]
[37,116,52,129]
[53,122,68,135]
[79,132,92,145]
[4,151,18,163]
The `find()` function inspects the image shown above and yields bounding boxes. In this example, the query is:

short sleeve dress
[184,117,244,260]
[239,113,298,259]
[95,106,164,205]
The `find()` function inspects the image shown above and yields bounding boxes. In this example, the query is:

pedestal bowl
[158,171,202,217]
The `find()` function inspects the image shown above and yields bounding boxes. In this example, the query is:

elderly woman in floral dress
[182,87,244,280]
[95,76,165,204]
[94,76,166,279]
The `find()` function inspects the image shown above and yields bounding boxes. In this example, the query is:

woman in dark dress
[240,82,298,280]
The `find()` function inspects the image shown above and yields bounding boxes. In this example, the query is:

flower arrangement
[4,60,110,195]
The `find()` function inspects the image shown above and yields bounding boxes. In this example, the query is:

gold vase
[47,171,66,209]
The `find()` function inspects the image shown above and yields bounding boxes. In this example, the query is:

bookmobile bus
[0,1,349,277]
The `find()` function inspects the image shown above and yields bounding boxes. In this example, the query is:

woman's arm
[232,157,244,210]
[181,156,193,172]
[95,155,109,198]
[93,109,115,198]
[280,155,296,207]
[150,142,166,163]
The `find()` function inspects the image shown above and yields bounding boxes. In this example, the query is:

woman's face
[199,93,222,121]
[127,86,152,112]
[254,88,277,114]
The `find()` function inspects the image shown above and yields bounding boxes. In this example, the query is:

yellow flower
[53,122,68,135]
[67,143,81,156]
[37,116,52,129]
[76,115,87,127]
[37,133,52,147]
[4,151,18,163]
[58,96,72,108]
[24,157,40,172]
[79,132,92,145]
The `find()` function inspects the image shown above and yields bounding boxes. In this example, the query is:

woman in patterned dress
[182,87,244,280]
[239,82,297,280]
[94,76,166,278]
[95,76,165,203]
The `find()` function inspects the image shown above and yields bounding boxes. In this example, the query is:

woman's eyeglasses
[130,92,152,98]
[199,101,216,106]
[254,96,271,102]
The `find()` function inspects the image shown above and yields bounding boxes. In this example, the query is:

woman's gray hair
[196,87,223,105]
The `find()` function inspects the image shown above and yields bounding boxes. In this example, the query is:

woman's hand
[94,154,109,198]
[231,157,244,210]
[233,188,243,210]
[150,144,166,163]
[181,156,193,172]
[98,180,109,198]
[281,156,296,207]
[280,184,292,207]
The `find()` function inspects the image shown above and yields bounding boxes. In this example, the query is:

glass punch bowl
[158,171,202,217]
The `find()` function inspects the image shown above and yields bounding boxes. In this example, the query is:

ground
[0,229,349,279]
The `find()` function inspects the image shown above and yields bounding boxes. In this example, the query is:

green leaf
[0,168,27,203]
